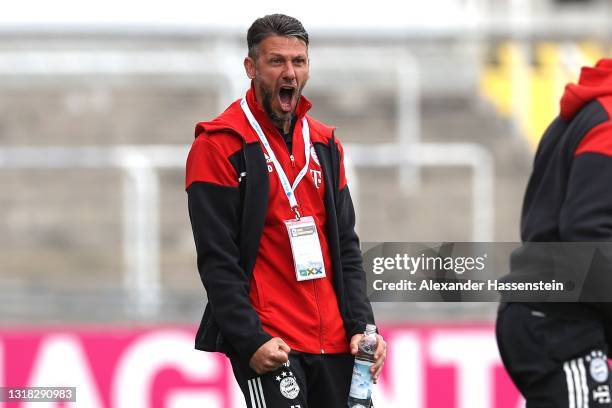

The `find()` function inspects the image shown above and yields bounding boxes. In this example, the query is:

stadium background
[0,0,610,406]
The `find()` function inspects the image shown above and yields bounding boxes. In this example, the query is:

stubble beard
[257,81,302,131]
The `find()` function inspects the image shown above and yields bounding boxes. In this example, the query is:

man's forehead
[258,35,308,56]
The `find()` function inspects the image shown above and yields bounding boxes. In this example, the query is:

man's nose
[282,62,296,81]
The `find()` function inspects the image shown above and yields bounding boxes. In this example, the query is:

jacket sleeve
[560,122,612,240]
[336,140,376,338]
[560,125,612,327]
[186,136,272,362]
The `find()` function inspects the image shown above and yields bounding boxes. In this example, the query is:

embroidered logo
[276,371,299,399]
[587,350,609,383]
[310,169,322,189]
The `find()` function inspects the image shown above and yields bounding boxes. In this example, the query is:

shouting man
[186,14,386,407]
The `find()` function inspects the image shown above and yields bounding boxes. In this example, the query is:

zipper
[312,280,325,354]
[274,120,297,170]
[275,122,323,351]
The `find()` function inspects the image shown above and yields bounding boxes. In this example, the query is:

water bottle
[348,324,377,408]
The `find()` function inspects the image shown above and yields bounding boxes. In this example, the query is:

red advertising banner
[0,324,522,408]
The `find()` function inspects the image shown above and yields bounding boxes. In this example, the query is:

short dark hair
[247,14,309,59]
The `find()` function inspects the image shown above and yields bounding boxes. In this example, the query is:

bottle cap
[365,324,377,335]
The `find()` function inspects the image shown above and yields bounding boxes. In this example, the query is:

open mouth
[278,86,295,112]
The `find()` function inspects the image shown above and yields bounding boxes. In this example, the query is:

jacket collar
[560,58,612,120]
[195,83,333,145]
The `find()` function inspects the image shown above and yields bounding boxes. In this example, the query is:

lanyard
[240,98,310,219]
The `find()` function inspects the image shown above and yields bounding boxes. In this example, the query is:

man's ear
[244,57,256,79]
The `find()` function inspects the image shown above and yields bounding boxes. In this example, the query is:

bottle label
[349,359,374,400]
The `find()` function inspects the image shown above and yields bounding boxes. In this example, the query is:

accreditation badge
[284,216,326,282]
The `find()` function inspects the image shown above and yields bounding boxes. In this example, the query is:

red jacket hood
[560,59,612,120]
[194,83,333,144]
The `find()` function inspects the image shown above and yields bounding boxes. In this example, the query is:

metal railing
[345,143,494,241]
[0,143,493,319]
[0,146,183,319]
[0,42,495,318]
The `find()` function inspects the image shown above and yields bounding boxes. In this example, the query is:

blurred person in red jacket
[186,14,385,408]
[498,59,612,407]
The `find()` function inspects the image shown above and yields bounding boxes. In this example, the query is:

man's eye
[270,58,282,64]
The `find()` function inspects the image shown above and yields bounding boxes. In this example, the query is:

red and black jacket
[506,59,612,329]
[186,88,375,363]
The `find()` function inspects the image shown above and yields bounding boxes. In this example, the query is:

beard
[257,80,302,129]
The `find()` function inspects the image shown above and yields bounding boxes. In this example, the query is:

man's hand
[249,337,291,375]
[350,333,387,384]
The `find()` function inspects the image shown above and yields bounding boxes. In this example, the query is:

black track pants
[229,351,356,408]
[497,303,612,408]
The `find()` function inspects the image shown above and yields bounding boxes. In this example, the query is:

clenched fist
[249,337,291,375]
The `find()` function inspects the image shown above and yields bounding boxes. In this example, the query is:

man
[497,59,612,407]
[186,14,386,407]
